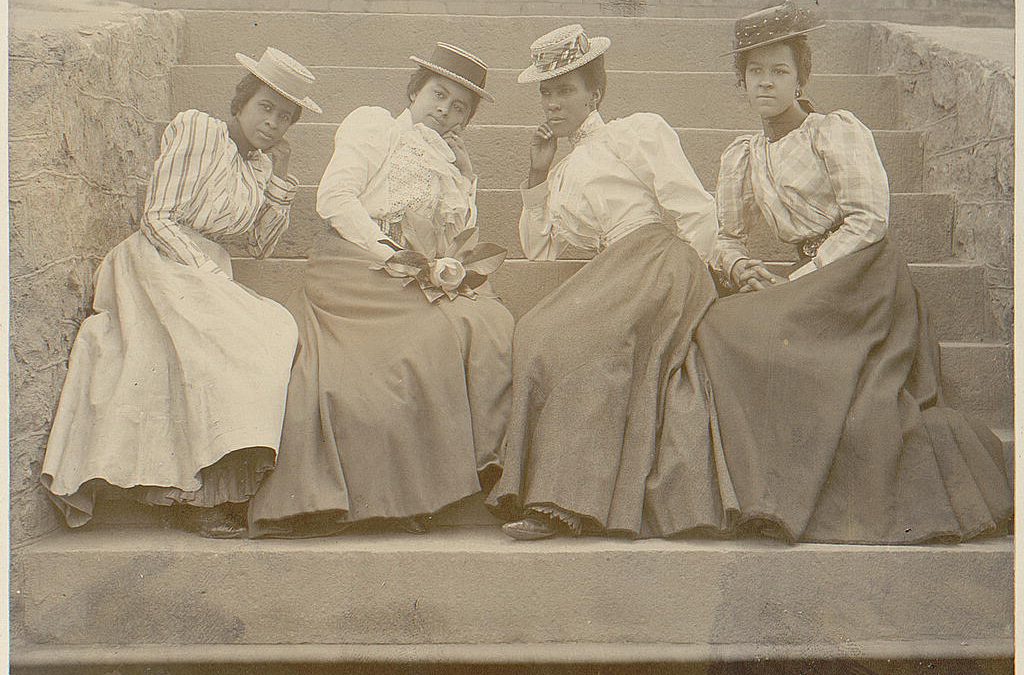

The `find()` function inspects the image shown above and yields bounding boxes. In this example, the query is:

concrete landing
[11,527,1014,666]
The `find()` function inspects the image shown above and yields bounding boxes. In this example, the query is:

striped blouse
[713,110,890,280]
[140,109,298,275]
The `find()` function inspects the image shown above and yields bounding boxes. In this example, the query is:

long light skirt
[248,232,513,537]
[41,231,298,527]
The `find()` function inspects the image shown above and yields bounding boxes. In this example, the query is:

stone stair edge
[10,639,1015,667]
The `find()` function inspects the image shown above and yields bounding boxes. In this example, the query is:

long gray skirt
[487,224,736,538]
[249,231,513,536]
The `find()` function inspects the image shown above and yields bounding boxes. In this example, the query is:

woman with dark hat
[249,43,513,537]
[41,47,320,537]
[695,1,1011,543]
[488,25,726,540]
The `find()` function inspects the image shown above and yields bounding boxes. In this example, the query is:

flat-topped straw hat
[517,24,611,84]
[235,47,322,114]
[410,43,495,103]
[723,1,825,56]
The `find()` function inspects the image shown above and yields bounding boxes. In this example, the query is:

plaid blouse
[140,109,298,276]
[712,110,890,278]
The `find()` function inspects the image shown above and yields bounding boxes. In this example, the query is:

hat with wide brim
[721,1,825,57]
[518,24,611,84]
[410,42,495,103]
[236,47,322,114]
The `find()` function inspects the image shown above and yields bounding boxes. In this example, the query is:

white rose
[429,257,467,292]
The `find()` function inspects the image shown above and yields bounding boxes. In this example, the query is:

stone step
[232,258,997,344]
[178,11,875,73]
[172,66,900,130]
[142,1,1016,27]
[163,123,923,192]
[220,187,953,263]
[10,527,1013,664]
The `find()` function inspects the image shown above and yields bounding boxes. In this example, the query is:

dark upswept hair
[575,54,607,109]
[733,35,812,89]
[230,73,303,123]
[406,66,481,122]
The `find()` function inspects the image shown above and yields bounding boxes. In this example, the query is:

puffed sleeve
[607,113,718,262]
[316,106,401,263]
[140,109,227,275]
[806,110,889,268]
[712,135,755,276]
[518,169,568,261]
[246,171,299,259]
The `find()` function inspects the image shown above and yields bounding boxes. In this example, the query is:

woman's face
[743,42,801,119]
[235,84,299,151]
[539,69,599,138]
[408,75,475,135]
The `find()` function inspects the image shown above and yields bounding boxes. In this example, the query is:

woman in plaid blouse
[692,2,1011,544]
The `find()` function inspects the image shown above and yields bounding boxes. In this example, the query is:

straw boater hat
[235,47,322,114]
[517,24,611,84]
[723,1,825,56]
[410,43,495,103]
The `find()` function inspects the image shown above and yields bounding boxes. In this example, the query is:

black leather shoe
[502,516,558,541]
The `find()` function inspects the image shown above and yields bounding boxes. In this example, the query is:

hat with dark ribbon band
[235,47,322,114]
[410,43,495,103]
[518,24,611,84]
[722,1,825,57]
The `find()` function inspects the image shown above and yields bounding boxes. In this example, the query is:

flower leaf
[461,270,488,289]
[462,243,507,276]
[445,227,480,260]
[402,211,439,257]
[389,250,431,269]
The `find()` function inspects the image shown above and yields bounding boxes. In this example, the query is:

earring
[795,87,802,98]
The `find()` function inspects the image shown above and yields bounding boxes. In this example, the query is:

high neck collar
[569,110,605,147]
[761,103,809,143]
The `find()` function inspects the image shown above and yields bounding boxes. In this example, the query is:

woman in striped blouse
[692,3,1011,543]
[40,48,321,538]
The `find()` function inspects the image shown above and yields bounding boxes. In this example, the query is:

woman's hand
[527,122,557,187]
[443,129,474,179]
[266,138,292,179]
[731,258,788,293]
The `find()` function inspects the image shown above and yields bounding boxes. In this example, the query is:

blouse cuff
[520,179,549,209]
[718,250,749,279]
[266,173,299,206]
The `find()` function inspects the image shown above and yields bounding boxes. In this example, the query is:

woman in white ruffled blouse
[250,43,513,537]
[693,2,1011,544]
[41,48,319,537]
[488,25,724,540]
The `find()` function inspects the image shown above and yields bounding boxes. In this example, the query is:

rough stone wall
[9,9,184,546]
[869,23,1014,340]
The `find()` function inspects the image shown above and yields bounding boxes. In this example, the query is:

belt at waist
[598,219,663,251]
[795,222,842,262]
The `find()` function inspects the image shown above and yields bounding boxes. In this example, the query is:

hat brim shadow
[409,56,496,103]
[236,53,323,114]
[720,24,826,57]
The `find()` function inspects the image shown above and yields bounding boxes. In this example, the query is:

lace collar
[569,110,605,147]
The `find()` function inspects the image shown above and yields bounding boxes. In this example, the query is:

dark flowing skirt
[249,231,514,537]
[487,224,737,538]
[694,239,1011,544]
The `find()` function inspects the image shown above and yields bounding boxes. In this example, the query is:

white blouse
[519,111,717,262]
[316,106,477,263]
[140,109,298,276]
[713,110,890,279]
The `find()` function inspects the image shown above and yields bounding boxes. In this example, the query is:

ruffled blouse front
[519,111,717,262]
[316,106,477,262]
[713,110,890,278]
